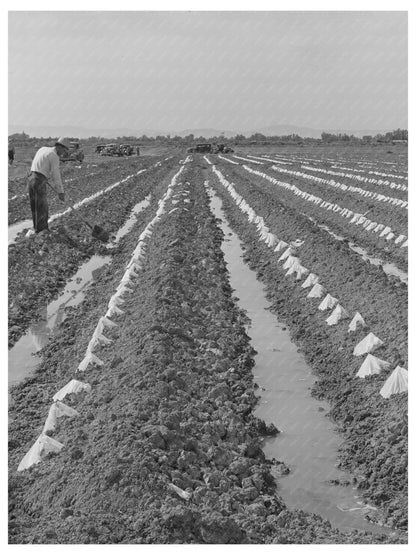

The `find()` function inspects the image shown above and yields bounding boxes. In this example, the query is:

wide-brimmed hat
[55,137,70,150]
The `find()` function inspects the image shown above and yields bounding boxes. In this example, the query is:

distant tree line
[8,129,408,147]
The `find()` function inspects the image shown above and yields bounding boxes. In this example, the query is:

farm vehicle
[96,143,135,157]
[120,144,134,156]
[187,143,213,154]
[186,143,234,154]
[61,141,85,163]
[99,144,123,157]
[216,144,234,153]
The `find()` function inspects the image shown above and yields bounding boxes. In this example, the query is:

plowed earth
[8,156,165,225]
[208,156,407,529]
[8,156,179,347]
[8,152,407,544]
[220,151,408,272]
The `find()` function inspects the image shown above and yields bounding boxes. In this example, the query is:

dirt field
[8,147,407,544]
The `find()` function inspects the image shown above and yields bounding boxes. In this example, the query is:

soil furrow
[214,159,407,271]
[8,160,179,347]
[10,161,405,544]
[209,166,407,530]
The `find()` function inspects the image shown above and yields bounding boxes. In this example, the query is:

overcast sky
[8,11,408,132]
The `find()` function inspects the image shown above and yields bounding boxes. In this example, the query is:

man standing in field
[27,138,68,234]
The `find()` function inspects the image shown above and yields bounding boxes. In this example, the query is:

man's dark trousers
[27,172,49,233]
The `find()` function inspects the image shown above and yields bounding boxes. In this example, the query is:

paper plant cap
[348,312,366,333]
[301,273,319,289]
[394,234,406,245]
[318,294,339,311]
[326,304,349,326]
[17,434,64,472]
[307,284,326,298]
[122,267,138,280]
[109,293,125,306]
[43,401,79,433]
[99,316,118,329]
[285,262,300,276]
[283,256,300,270]
[380,366,408,398]
[116,284,133,296]
[353,332,384,356]
[279,247,294,261]
[77,351,104,372]
[274,240,288,253]
[127,261,143,272]
[265,233,278,248]
[106,304,124,318]
[53,379,92,402]
[356,354,391,378]
[295,266,308,280]
[380,226,392,237]
[91,328,112,346]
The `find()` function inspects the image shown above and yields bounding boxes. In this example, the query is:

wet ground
[208,187,389,535]
[8,153,407,543]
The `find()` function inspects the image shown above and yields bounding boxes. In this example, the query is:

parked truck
[61,141,85,163]
[120,144,134,156]
[187,143,213,154]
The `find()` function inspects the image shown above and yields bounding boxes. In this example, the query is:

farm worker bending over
[27,138,68,233]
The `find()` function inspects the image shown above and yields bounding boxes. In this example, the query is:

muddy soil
[208,161,407,530]
[8,157,180,347]
[8,156,407,544]
[215,159,407,273]
[237,145,408,176]
[8,155,169,225]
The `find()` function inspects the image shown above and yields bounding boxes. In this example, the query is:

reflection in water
[9,255,111,388]
[28,306,51,352]
[107,195,152,248]
[208,186,389,535]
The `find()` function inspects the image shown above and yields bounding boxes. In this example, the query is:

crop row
[211,165,407,396]
[214,158,407,270]
[8,156,170,226]
[208,163,407,529]
[8,158,180,346]
[245,154,408,198]
[9,160,376,544]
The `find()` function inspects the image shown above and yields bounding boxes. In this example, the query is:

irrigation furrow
[217,161,408,270]
[208,164,407,530]
[8,160,180,347]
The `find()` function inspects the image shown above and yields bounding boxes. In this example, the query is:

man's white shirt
[31,147,64,193]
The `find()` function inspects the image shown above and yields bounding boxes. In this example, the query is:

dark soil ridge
[216,160,407,271]
[8,155,168,225]
[8,162,399,544]
[239,147,408,180]
[264,161,408,251]
[209,171,407,531]
[263,163,408,235]
[211,163,407,360]
[8,158,180,348]
[256,156,409,202]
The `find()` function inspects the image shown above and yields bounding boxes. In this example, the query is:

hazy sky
[8,11,408,131]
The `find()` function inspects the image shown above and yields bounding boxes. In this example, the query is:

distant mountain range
[9,123,398,140]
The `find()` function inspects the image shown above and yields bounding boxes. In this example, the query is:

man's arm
[50,152,65,197]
